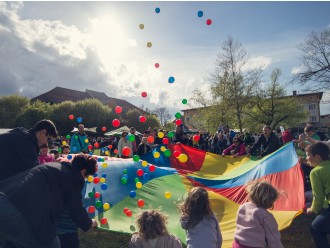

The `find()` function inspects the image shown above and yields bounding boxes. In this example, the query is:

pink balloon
[155,63,159,68]
[141,92,148,98]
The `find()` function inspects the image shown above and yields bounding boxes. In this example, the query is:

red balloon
[112,119,120,127]
[193,135,200,141]
[94,142,99,148]
[141,91,147,98]
[122,146,131,157]
[102,126,106,132]
[137,199,145,207]
[94,192,101,198]
[69,114,74,120]
[147,136,154,143]
[137,169,144,177]
[175,119,182,126]
[162,137,169,144]
[114,149,118,154]
[108,145,113,149]
[100,217,108,225]
[88,206,95,214]
[115,106,122,114]
[126,209,132,217]
[93,177,100,184]
[88,145,93,150]
[123,207,130,214]
[206,19,212,25]
[173,150,180,157]
[155,63,159,68]
[149,164,156,172]
[139,116,147,123]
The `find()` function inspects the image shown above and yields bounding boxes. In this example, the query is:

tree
[0,95,30,127]
[292,27,330,91]
[153,107,172,127]
[244,68,307,130]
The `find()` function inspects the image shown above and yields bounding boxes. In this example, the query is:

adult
[0,119,58,181]
[130,127,141,156]
[0,154,98,248]
[70,124,89,154]
[137,137,151,157]
[117,131,133,158]
[222,137,246,157]
[249,125,280,158]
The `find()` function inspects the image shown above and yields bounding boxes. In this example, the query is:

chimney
[292,90,297,96]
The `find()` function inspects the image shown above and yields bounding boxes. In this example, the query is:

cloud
[291,65,305,75]
[242,56,272,71]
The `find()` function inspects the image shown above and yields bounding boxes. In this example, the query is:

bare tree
[153,107,172,127]
[292,28,330,91]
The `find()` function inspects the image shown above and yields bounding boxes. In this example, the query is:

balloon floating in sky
[147,42,152,48]
[155,7,160,13]
[155,63,159,68]
[68,114,74,120]
[141,91,148,98]
[197,11,203,17]
[168,76,175,83]
[178,153,188,163]
[139,24,144,29]
[175,112,182,119]
[102,127,106,132]
[115,106,122,114]
[175,119,182,126]
[139,116,147,122]
[182,99,188,104]
[77,117,83,123]
[206,19,212,25]
[112,119,120,127]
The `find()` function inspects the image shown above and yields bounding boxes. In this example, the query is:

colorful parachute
[83,142,305,247]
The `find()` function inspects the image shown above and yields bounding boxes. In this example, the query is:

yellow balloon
[158,132,164,138]
[164,191,172,199]
[102,163,108,169]
[103,203,110,211]
[141,160,148,167]
[85,139,89,143]
[160,146,166,152]
[153,151,160,158]
[62,141,67,145]
[100,178,106,183]
[147,42,152,48]
[136,182,143,189]
[139,24,144,29]
[178,153,188,163]
[105,151,109,156]
[87,175,93,183]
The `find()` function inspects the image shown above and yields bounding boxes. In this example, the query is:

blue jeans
[310,206,330,248]
[0,194,61,248]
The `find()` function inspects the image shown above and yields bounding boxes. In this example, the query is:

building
[31,87,146,114]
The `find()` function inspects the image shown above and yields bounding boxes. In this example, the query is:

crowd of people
[0,119,329,248]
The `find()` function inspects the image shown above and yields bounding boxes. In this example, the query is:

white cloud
[242,56,272,71]
[291,65,305,75]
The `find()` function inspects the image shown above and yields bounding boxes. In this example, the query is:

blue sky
[0,1,329,115]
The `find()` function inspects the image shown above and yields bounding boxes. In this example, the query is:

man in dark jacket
[0,119,58,181]
[0,154,98,248]
[248,125,280,158]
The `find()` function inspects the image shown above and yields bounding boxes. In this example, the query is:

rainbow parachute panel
[83,142,305,247]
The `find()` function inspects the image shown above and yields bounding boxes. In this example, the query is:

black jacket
[250,132,281,157]
[0,162,92,245]
[137,143,151,156]
[0,127,39,181]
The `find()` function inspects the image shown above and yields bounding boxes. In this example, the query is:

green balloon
[66,134,71,139]
[182,99,188,104]
[88,192,94,198]
[128,134,135,142]
[123,169,128,174]
[121,177,128,184]
[134,177,140,183]
[163,149,171,157]
[168,131,174,138]
[58,148,62,153]
[75,135,78,139]
[95,201,102,208]
[101,157,105,162]
[175,112,182,119]
[133,155,140,162]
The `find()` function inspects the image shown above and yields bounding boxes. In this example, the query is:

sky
[0,1,329,116]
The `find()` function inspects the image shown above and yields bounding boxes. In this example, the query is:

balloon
[94,192,101,198]
[175,112,182,119]
[101,126,106,132]
[153,151,160,158]
[143,173,150,180]
[178,153,188,163]
[84,139,89,143]
[103,203,110,211]
[141,160,148,167]
[94,142,99,148]
[134,177,140,183]
[67,155,72,160]
[141,91,147,98]
[95,201,102,208]
[168,131,174,138]
[139,23,144,29]
[130,190,136,198]
[88,192,94,198]
[93,177,100,184]
[175,119,182,126]
[115,106,122,114]
[105,151,109,156]
[147,136,154,143]
[100,217,108,225]
[149,164,156,172]
[75,136,78,140]
[100,178,106,183]
[69,114,74,120]
[137,199,145,207]
[137,169,144,177]
[66,134,71,139]
[182,99,188,104]
[88,206,95,214]
[126,209,132,217]
[77,117,83,123]
[97,157,102,162]
[87,175,93,183]
[206,19,212,25]
[101,183,108,190]
[155,63,159,68]
[62,141,67,146]
[197,11,203,17]
[136,182,142,189]
[147,42,152,48]
[114,149,118,154]
[133,155,140,162]
[122,146,131,157]
[108,145,113,149]
[168,76,175,83]
[160,146,166,152]
[112,119,120,127]
[162,137,169,144]
[123,207,130,214]
[139,115,147,122]
[164,191,172,199]
[123,169,128,174]
[173,150,180,157]
[193,135,200,141]
[94,172,98,177]
[127,134,135,142]
[57,148,62,153]
[163,149,171,157]
[158,132,164,138]
[102,173,107,178]
[155,7,160,13]
[121,177,128,184]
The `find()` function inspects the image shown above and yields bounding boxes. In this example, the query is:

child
[305,143,330,248]
[129,209,182,248]
[38,144,55,164]
[233,180,284,248]
[179,187,222,248]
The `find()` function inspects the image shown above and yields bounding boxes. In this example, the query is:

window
[310,116,317,122]
[309,104,316,111]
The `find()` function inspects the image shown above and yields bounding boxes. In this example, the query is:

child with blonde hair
[129,209,182,248]
[179,187,222,248]
[233,180,284,248]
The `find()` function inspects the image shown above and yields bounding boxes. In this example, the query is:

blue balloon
[89,152,93,156]
[97,157,102,162]
[155,7,160,13]
[72,147,77,152]
[102,173,107,178]
[101,183,108,190]
[77,117,83,123]
[130,190,136,198]
[93,172,98,177]
[123,174,129,179]
[168,76,175,83]
[197,11,203,17]
[143,173,150,180]
[67,155,72,160]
